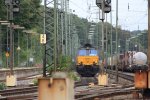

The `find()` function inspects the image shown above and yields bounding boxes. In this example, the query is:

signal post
[5,0,20,86]
[96,0,111,86]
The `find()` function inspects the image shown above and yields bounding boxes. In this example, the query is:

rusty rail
[6,93,37,100]
[107,69,134,81]
[75,77,97,87]
[0,67,42,82]
[0,86,37,100]
[75,70,136,99]
[75,88,139,100]
[0,70,136,100]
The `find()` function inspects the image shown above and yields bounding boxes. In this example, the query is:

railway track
[75,86,139,100]
[1,85,137,100]
[0,69,44,87]
[0,70,136,100]
[107,69,134,82]
[75,77,97,87]
[0,86,37,100]
[0,67,42,82]
[75,70,137,100]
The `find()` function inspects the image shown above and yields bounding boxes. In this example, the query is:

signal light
[5,52,9,57]
[105,0,111,4]
[13,0,20,5]
[6,47,10,52]
[13,0,20,13]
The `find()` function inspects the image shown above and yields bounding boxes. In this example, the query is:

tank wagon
[107,51,148,72]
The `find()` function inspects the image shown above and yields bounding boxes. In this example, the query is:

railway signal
[96,0,112,85]
[5,0,20,13]
[104,4,111,13]
[5,52,9,57]
[13,0,20,5]
[4,0,11,5]
[106,0,111,4]
[12,0,20,13]
[4,0,19,86]
[5,47,10,57]
[96,0,111,14]
[96,0,103,7]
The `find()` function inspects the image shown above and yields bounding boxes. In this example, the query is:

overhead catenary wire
[119,13,147,30]
[110,0,147,31]
[69,0,87,12]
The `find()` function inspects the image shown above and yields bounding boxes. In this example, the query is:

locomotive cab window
[78,49,97,56]
[89,50,97,56]
[78,50,86,56]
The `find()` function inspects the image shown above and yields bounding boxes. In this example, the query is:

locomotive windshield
[89,50,97,56]
[78,50,86,56]
[78,49,97,56]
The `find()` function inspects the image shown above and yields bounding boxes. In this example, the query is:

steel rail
[75,70,135,99]
[75,88,139,100]
[107,69,134,81]
[6,93,37,100]
[0,86,37,96]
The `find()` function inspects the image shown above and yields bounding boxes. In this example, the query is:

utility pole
[148,0,150,68]
[110,6,113,67]
[17,30,19,66]
[4,0,20,75]
[96,0,111,73]
[6,5,9,68]
[61,0,64,55]
[101,0,105,73]
[115,0,118,82]
[9,0,14,75]
[105,13,108,70]
[96,0,111,86]
[65,0,68,55]
[68,8,71,56]
[54,0,57,71]
[26,33,28,67]
[69,9,72,56]
[0,21,2,68]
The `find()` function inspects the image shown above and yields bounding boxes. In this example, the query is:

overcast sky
[69,0,148,31]
[42,0,148,31]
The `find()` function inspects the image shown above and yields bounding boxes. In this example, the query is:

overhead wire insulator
[128,3,130,11]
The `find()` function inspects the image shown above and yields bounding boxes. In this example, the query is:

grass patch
[32,79,38,86]
[68,72,80,81]
[0,83,6,90]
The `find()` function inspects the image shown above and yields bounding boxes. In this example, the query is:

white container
[133,52,147,65]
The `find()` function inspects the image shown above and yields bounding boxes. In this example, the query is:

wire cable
[69,0,87,12]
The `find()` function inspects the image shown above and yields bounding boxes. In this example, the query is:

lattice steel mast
[43,0,70,76]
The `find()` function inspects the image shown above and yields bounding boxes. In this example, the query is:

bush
[68,72,80,81]
[32,79,38,86]
[47,56,73,75]
[0,83,6,90]
[58,56,72,71]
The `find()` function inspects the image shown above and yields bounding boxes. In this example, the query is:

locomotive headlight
[79,62,83,65]
[93,61,97,65]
